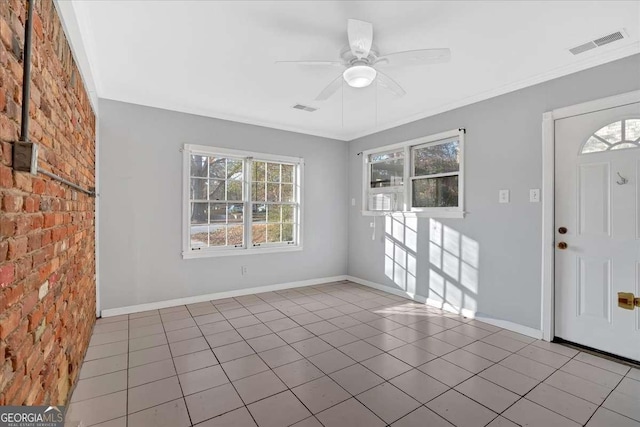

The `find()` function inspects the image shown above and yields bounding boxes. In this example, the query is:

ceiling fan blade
[275,60,344,67]
[376,48,451,66]
[347,19,373,59]
[376,71,406,98]
[315,75,343,101]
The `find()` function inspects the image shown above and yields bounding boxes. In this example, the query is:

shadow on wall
[384,214,480,315]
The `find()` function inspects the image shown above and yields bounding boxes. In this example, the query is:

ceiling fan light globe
[343,65,377,88]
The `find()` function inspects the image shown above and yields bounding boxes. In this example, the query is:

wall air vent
[292,104,317,112]
[569,30,627,55]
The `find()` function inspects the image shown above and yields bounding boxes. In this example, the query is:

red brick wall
[0,0,96,405]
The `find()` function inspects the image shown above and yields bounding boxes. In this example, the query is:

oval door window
[581,118,640,154]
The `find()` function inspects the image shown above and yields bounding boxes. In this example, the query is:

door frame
[541,89,640,342]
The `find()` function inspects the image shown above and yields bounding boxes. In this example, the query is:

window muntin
[362,129,464,217]
[184,146,302,257]
[581,119,640,154]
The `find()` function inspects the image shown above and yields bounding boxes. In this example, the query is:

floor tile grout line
[79,281,627,427]
[585,364,634,426]
[160,312,195,426]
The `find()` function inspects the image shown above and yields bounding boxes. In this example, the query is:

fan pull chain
[341,78,344,128]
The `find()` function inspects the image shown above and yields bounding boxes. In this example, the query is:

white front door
[555,102,640,362]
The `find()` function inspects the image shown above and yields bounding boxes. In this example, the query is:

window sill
[182,245,303,259]
[361,210,465,218]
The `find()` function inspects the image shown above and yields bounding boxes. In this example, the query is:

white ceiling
[60,1,640,141]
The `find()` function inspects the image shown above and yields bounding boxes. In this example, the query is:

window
[367,150,404,211]
[362,129,464,218]
[183,145,302,258]
[581,118,640,154]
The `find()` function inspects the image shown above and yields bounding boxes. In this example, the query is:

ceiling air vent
[292,104,317,112]
[569,30,627,55]
[593,31,624,47]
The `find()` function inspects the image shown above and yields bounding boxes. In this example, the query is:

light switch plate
[351,198,356,206]
[530,189,540,203]
[499,189,510,203]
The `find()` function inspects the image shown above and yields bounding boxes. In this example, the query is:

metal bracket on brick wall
[11,0,96,198]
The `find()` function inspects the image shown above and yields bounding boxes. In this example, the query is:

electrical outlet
[499,189,510,203]
[241,266,248,276]
[369,222,375,228]
[530,189,540,203]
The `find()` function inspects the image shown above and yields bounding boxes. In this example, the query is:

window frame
[361,128,465,218]
[182,144,304,259]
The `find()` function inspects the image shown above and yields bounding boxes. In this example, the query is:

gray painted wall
[348,54,640,330]
[99,100,348,310]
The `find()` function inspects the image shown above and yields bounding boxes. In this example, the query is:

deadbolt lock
[558,227,567,234]
[617,292,640,310]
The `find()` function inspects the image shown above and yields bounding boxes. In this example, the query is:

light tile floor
[66,281,640,427]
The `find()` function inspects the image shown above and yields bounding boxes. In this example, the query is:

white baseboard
[473,315,543,339]
[101,275,348,317]
[346,275,425,303]
[347,275,543,340]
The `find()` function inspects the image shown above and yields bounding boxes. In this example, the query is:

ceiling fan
[276,19,451,101]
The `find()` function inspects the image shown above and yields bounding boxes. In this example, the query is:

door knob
[618,292,640,310]
[557,242,568,250]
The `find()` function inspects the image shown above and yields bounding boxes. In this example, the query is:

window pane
[253,161,266,181]
[190,178,208,200]
[191,202,208,224]
[227,160,243,180]
[371,151,403,163]
[228,225,243,246]
[610,143,638,151]
[281,184,294,202]
[267,183,280,202]
[227,181,243,201]
[267,205,281,223]
[282,224,294,242]
[209,158,226,178]
[228,204,243,223]
[282,205,294,223]
[626,119,640,141]
[209,180,225,200]
[210,203,227,223]
[191,155,208,177]
[267,224,281,243]
[412,176,458,208]
[252,182,266,202]
[371,159,403,188]
[595,121,621,144]
[252,224,266,245]
[209,225,226,246]
[252,204,266,223]
[282,164,294,183]
[190,226,208,248]
[414,140,459,176]
[267,163,280,182]
[582,137,609,154]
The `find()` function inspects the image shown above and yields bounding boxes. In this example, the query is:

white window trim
[361,128,465,218]
[182,144,304,259]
